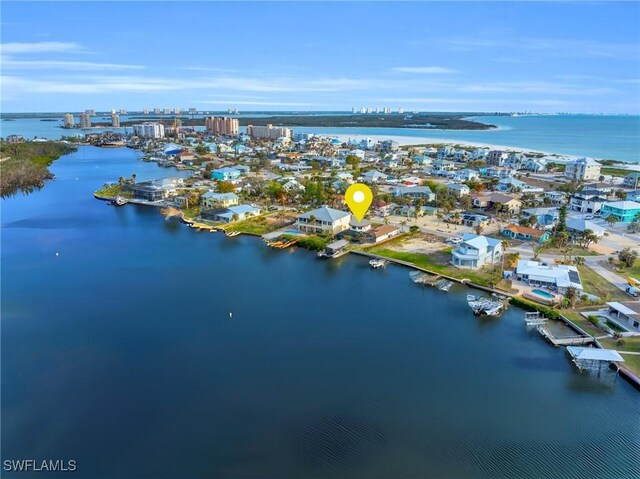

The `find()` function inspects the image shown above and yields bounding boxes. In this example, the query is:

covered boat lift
[566,347,624,376]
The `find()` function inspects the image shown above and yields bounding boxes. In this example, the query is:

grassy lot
[601,167,632,177]
[540,246,602,257]
[224,212,293,235]
[361,239,501,286]
[618,354,640,376]
[561,309,607,338]
[577,265,629,301]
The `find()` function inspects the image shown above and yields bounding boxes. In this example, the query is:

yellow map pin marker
[345,183,373,221]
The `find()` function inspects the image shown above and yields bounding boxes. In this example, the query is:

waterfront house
[605,302,640,333]
[566,218,607,238]
[600,201,640,223]
[436,146,453,160]
[524,157,547,172]
[211,167,241,181]
[200,192,239,209]
[348,218,372,233]
[295,206,351,235]
[129,183,164,201]
[514,260,583,293]
[361,170,388,184]
[393,186,435,201]
[565,157,602,181]
[451,233,503,269]
[368,225,399,243]
[203,204,261,223]
[502,224,550,243]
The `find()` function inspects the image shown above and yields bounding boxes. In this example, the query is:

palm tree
[383,216,390,225]
[452,211,461,230]
[605,215,618,228]
[574,256,586,266]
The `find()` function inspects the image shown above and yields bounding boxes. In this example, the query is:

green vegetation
[362,244,500,286]
[0,140,76,197]
[577,265,629,301]
[122,113,496,130]
[509,296,562,320]
[95,184,121,197]
[289,234,330,251]
[225,214,280,236]
[601,167,632,177]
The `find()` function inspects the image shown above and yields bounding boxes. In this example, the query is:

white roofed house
[453,168,480,182]
[361,170,388,184]
[525,157,547,172]
[451,234,503,269]
[514,260,583,294]
[296,206,351,235]
[446,183,470,196]
[566,218,607,237]
[282,179,305,193]
[393,186,435,201]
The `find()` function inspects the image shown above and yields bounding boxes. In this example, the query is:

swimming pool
[532,289,555,299]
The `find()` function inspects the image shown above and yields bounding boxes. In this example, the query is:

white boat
[467,294,505,316]
[409,271,431,284]
[226,231,240,237]
[438,280,453,292]
[369,258,388,269]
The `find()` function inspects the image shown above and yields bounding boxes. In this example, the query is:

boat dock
[537,324,594,347]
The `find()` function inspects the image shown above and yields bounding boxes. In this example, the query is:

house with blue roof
[204,204,261,223]
[200,192,239,209]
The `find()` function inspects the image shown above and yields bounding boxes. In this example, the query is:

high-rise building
[352,107,356,114]
[174,108,181,114]
[398,108,404,114]
[188,107,197,114]
[205,116,239,136]
[133,122,165,139]
[143,108,149,115]
[153,108,161,114]
[246,124,292,139]
[80,112,92,129]
[63,113,75,128]
[111,113,120,128]
[163,108,171,114]
[120,108,127,115]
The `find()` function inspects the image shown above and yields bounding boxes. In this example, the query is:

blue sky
[1,1,639,113]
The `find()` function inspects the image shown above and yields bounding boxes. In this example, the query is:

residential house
[200,192,239,209]
[496,178,544,194]
[393,186,435,201]
[202,204,261,223]
[451,234,503,269]
[600,200,640,223]
[282,179,305,193]
[472,192,522,213]
[211,167,241,181]
[295,206,351,235]
[470,148,488,160]
[505,152,525,169]
[514,260,583,293]
[569,189,609,214]
[373,200,393,217]
[485,166,516,179]
[524,157,547,172]
[605,302,640,333]
[544,191,566,205]
[436,146,453,160]
[446,183,470,196]
[368,225,400,243]
[460,212,490,228]
[522,207,559,229]
[361,170,388,184]
[412,155,432,166]
[623,172,640,189]
[486,150,507,166]
[565,157,602,181]
[566,218,607,237]
[627,190,640,202]
[502,224,550,243]
[453,168,480,182]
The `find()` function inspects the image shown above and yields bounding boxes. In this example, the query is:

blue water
[2,114,639,162]
[1,146,639,478]
[532,289,556,299]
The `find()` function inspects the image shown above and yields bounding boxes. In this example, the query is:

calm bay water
[2,114,639,162]
[1,147,639,478]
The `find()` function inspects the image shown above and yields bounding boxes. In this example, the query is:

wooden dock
[537,325,594,347]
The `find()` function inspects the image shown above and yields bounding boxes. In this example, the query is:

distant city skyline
[1,1,639,113]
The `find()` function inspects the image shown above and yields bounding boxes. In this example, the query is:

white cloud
[391,66,458,74]
[2,59,144,71]
[1,41,84,54]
